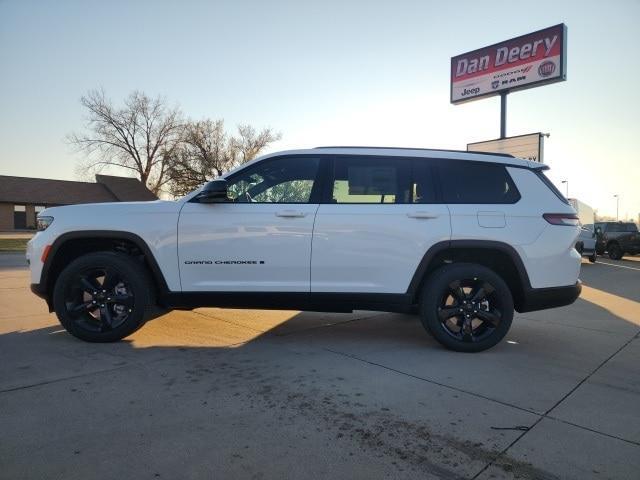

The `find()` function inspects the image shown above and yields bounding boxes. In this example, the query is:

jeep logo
[461,87,480,97]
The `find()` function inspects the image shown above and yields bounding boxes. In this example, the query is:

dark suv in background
[595,222,640,260]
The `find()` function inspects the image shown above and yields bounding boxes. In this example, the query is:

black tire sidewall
[608,244,622,260]
[53,252,152,342]
[420,263,514,353]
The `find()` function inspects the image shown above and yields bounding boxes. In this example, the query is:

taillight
[543,213,580,226]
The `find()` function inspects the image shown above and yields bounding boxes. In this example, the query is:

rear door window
[331,156,410,204]
[437,160,520,204]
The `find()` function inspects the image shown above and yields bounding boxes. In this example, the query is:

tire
[575,243,583,255]
[53,252,153,342]
[419,263,514,353]
[608,244,623,260]
[588,251,597,263]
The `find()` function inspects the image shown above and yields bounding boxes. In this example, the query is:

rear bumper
[580,246,596,256]
[517,280,582,313]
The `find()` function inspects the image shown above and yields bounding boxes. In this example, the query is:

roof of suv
[597,222,636,225]
[254,147,544,170]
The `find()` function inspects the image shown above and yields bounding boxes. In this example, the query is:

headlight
[36,216,54,231]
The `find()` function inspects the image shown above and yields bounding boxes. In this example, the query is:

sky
[0,0,638,219]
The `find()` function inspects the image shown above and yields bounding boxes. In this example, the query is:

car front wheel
[419,263,514,353]
[53,252,153,342]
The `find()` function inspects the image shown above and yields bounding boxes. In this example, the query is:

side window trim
[310,155,330,204]
[411,158,441,204]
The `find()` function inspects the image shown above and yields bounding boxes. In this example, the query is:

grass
[0,238,29,253]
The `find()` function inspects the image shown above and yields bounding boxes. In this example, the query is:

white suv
[27,147,582,352]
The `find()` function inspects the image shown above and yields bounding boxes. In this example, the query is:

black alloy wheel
[53,252,152,342]
[64,266,134,333]
[436,279,502,344]
[420,263,514,352]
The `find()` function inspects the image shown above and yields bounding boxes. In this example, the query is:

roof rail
[313,146,515,158]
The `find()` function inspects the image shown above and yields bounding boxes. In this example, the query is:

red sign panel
[451,24,567,104]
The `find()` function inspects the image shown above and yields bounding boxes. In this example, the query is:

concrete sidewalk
[0,258,638,479]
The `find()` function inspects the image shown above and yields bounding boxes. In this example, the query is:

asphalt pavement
[0,253,638,479]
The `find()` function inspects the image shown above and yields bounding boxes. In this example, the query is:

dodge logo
[491,80,500,89]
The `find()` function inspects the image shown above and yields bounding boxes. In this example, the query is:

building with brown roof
[0,174,157,230]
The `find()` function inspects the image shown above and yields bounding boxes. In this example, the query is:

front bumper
[30,283,47,298]
[30,283,53,311]
[517,280,582,313]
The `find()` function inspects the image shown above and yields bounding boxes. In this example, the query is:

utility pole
[561,180,569,198]
[614,194,619,221]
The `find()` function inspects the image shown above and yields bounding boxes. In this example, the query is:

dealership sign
[451,24,567,104]
[467,133,545,163]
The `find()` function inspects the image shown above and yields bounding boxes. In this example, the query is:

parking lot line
[596,261,640,272]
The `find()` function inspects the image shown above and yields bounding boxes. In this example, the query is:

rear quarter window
[437,160,520,204]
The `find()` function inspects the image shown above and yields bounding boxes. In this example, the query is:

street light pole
[561,180,569,198]
[614,195,619,221]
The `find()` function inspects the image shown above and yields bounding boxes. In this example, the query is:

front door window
[227,157,320,204]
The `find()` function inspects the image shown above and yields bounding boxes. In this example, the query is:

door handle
[407,211,439,219]
[276,210,306,218]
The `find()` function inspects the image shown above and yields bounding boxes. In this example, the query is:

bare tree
[230,124,282,165]
[168,120,281,197]
[69,89,183,194]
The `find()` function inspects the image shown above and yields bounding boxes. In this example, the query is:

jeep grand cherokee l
[27,147,582,352]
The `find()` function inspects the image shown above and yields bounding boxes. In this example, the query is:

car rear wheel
[588,251,597,263]
[608,244,623,260]
[53,252,153,342]
[419,263,514,353]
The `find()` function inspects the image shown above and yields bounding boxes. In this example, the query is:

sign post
[500,92,507,139]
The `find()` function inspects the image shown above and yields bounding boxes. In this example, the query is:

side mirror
[198,179,229,203]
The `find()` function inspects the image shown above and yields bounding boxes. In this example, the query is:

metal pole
[616,197,619,221]
[565,181,569,198]
[500,92,507,139]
